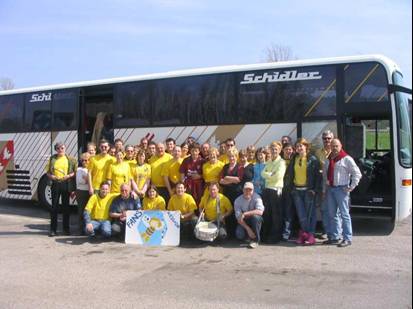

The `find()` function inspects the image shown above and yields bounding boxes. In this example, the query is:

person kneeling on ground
[109,183,141,239]
[167,182,198,241]
[234,182,265,249]
[199,182,233,241]
[84,181,117,239]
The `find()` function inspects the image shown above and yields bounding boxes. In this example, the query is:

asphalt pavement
[0,199,411,309]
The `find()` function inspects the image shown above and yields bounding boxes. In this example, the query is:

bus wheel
[38,175,52,211]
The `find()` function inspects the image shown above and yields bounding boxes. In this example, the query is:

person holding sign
[109,183,141,239]
[167,182,198,240]
[84,181,117,239]
[199,182,233,241]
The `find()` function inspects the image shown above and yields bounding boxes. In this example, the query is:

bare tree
[0,78,15,90]
[261,44,296,62]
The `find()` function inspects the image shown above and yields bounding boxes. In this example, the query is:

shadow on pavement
[0,199,48,219]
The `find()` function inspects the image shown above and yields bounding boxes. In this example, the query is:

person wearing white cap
[234,182,265,248]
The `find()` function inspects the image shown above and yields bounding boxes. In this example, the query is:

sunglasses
[323,137,332,141]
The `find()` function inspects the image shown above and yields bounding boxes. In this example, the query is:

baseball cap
[243,182,254,190]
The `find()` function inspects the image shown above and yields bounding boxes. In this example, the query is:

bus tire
[38,175,52,212]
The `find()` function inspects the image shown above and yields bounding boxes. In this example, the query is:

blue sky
[0,0,412,89]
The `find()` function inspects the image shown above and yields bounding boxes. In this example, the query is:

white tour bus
[0,55,411,225]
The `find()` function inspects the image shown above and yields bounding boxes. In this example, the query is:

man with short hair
[162,146,183,197]
[316,130,335,241]
[323,139,362,247]
[201,143,210,160]
[165,138,176,154]
[84,181,117,239]
[114,138,124,152]
[109,183,141,238]
[281,135,292,147]
[88,139,115,194]
[234,182,265,248]
[46,142,77,236]
[149,143,173,202]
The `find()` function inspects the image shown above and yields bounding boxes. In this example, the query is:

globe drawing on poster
[125,210,180,246]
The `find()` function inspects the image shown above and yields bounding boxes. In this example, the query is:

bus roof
[0,54,401,96]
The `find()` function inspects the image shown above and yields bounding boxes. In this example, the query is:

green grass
[366,130,390,150]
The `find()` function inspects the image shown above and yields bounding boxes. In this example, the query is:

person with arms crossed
[47,142,77,236]
[323,138,362,247]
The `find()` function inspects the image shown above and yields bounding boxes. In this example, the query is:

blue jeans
[86,220,112,238]
[326,186,352,241]
[235,215,263,243]
[291,189,317,234]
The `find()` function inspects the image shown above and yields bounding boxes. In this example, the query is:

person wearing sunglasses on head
[76,152,92,235]
[284,138,321,245]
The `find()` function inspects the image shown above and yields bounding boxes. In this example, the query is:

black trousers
[50,181,71,233]
[76,189,90,234]
[261,188,283,242]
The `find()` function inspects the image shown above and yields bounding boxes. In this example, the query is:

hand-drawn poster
[125,210,180,246]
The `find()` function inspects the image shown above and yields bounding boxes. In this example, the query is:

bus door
[343,116,393,218]
[79,86,114,152]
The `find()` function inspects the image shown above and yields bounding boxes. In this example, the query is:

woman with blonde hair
[284,138,321,245]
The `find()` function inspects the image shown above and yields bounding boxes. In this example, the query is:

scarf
[327,150,348,186]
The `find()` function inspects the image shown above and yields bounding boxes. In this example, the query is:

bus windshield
[393,73,412,168]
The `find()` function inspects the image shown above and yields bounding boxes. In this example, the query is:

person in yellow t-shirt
[107,151,132,193]
[84,181,117,238]
[142,185,166,211]
[131,149,151,199]
[46,142,77,237]
[199,182,233,241]
[162,146,184,197]
[124,144,137,168]
[149,143,173,202]
[88,139,115,193]
[167,182,198,240]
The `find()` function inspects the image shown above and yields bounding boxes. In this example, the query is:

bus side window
[25,94,51,131]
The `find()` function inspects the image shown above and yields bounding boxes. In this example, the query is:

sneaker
[248,241,259,249]
[322,239,340,245]
[305,233,316,245]
[296,230,305,245]
[338,240,352,247]
[48,230,57,237]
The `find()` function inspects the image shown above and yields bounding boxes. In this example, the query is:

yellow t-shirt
[202,161,224,183]
[168,193,197,214]
[161,158,183,184]
[85,193,117,221]
[149,153,173,187]
[142,195,166,211]
[131,163,151,191]
[107,162,132,193]
[218,154,230,165]
[52,156,69,180]
[199,193,232,221]
[88,154,116,190]
[294,157,307,187]
[125,159,137,170]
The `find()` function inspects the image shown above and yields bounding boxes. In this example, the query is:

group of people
[46,130,362,248]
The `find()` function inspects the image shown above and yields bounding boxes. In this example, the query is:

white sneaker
[248,241,258,249]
